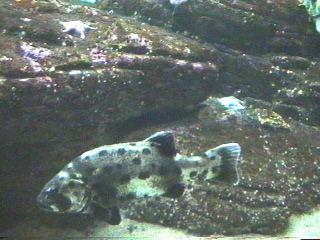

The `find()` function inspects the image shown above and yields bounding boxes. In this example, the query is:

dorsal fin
[144,131,176,157]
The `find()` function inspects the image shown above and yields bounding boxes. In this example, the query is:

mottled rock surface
[98,0,320,56]
[119,111,320,235]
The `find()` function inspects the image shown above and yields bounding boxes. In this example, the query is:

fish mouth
[79,190,92,213]
[37,198,55,212]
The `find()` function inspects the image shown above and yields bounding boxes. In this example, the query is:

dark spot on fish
[84,156,91,161]
[189,171,197,178]
[58,176,66,181]
[53,194,72,211]
[210,155,216,160]
[99,150,108,157]
[132,158,141,165]
[142,148,151,155]
[138,171,150,180]
[92,182,118,204]
[119,174,131,184]
[195,161,199,166]
[129,143,136,146]
[151,163,156,169]
[163,182,185,198]
[118,148,126,155]
[144,194,149,198]
[85,166,95,175]
[198,169,208,180]
[158,165,169,176]
[116,164,122,169]
[68,181,76,188]
[173,167,182,175]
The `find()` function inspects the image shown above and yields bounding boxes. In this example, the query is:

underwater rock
[198,96,291,130]
[0,2,221,147]
[216,96,246,111]
[1,0,320,235]
[119,111,320,236]
[98,0,320,56]
[270,55,312,70]
[2,112,320,238]
[61,20,97,39]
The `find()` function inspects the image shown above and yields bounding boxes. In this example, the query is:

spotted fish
[37,131,241,224]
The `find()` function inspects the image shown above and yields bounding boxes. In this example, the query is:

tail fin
[205,143,241,185]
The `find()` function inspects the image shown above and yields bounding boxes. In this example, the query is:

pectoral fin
[92,204,121,225]
[162,182,185,198]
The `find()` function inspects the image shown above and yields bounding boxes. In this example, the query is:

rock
[3,108,320,238]
[0,1,220,147]
[198,96,292,130]
[270,55,312,70]
[0,2,224,231]
[1,0,320,236]
[98,0,320,56]
[119,107,320,236]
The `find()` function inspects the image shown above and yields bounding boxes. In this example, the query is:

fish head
[37,172,90,214]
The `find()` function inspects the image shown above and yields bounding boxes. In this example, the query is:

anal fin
[162,182,185,198]
[92,204,121,225]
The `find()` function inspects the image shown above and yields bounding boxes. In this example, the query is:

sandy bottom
[284,208,320,238]
[2,208,320,240]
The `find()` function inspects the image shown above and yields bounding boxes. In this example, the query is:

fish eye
[45,187,58,195]
[59,176,65,181]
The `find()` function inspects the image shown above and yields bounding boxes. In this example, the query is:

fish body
[37,131,241,224]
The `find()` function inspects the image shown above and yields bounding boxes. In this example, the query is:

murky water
[1,0,320,239]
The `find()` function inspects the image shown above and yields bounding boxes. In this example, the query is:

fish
[37,131,241,225]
